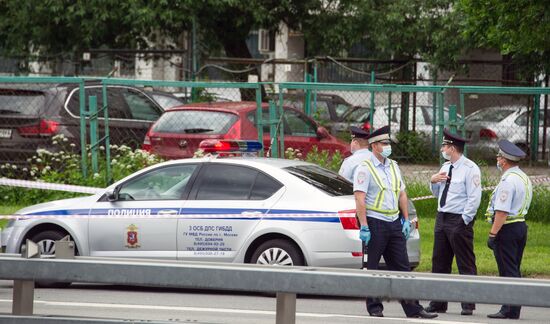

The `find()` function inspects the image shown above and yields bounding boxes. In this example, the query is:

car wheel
[27,230,74,288]
[250,239,304,266]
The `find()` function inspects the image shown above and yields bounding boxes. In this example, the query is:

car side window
[66,87,132,119]
[314,101,330,120]
[121,89,162,121]
[194,164,259,200]
[283,109,317,137]
[250,172,283,200]
[117,164,198,201]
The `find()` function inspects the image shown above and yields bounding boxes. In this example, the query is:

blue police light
[199,139,263,153]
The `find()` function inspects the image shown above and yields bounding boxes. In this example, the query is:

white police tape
[0,178,102,194]
[410,176,550,202]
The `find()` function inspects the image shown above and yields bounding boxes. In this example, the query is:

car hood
[15,195,100,215]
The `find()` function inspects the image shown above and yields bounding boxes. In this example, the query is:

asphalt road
[0,281,549,324]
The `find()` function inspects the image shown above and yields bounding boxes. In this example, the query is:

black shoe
[461,309,473,316]
[425,305,447,313]
[370,310,384,317]
[487,311,519,319]
[409,310,438,319]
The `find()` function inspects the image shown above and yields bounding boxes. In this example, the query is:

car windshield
[466,107,516,122]
[152,110,238,134]
[344,107,370,122]
[284,165,353,196]
[0,90,46,116]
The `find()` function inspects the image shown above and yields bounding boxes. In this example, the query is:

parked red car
[142,101,350,159]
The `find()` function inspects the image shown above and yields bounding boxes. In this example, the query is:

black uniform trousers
[365,217,424,317]
[493,221,528,319]
[429,212,477,311]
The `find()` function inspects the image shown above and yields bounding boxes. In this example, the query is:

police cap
[350,126,370,139]
[368,125,391,144]
[497,139,526,162]
[442,129,468,149]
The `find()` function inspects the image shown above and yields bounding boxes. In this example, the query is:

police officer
[338,126,372,182]
[486,140,532,319]
[353,125,437,319]
[426,129,482,315]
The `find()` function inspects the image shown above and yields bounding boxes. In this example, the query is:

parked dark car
[0,82,166,166]
[142,101,350,159]
[268,93,358,135]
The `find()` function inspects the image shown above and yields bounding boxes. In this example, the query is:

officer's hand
[430,171,449,184]
[359,225,371,245]
[487,235,497,250]
[402,219,411,240]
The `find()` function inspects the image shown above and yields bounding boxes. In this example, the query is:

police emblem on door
[125,224,141,248]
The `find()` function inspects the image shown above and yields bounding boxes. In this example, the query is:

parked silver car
[465,105,550,157]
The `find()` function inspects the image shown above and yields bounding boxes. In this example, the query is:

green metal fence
[0,77,548,187]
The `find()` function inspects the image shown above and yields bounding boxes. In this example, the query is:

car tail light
[142,134,152,152]
[18,119,59,137]
[479,128,497,140]
[338,209,359,230]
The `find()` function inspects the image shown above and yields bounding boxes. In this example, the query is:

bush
[393,131,435,163]
[284,146,343,172]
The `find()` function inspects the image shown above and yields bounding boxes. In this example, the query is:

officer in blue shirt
[353,125,437,319]
[426,129,481,316]
[486,140,532,320]
[338,126,372,182]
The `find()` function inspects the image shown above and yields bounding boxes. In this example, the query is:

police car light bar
[199,139,263,153]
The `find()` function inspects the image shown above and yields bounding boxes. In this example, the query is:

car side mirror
[106,187,119,202]
[316,126,330,139]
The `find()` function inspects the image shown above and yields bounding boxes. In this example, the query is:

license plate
[0,129,12,139]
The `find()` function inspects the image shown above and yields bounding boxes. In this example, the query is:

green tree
[457,0,550,77]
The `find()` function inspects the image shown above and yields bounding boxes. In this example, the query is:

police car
[2,140,420,272]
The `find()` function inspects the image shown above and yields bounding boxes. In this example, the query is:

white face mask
[441,151,451,160]
[497,161,503,172]
[381,145,392,158]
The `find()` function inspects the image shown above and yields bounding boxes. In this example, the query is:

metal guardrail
[0,240,550,323]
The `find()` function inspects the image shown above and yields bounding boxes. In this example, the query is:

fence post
[255,85,264,156]
[275,292,296,324]
[269,101,279,158]
[89,95,99,174]
[12,240,38,315]
[369,70,375,128]
[78,82,87,178]
[531,93,540,162]
[102,82,112,184]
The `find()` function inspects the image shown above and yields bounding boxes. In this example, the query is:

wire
[325,56,413,77]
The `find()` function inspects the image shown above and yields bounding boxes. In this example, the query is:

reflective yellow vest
[362,159,401,217]
[485,171,532,224]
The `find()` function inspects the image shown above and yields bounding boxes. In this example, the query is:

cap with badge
[442,129,468,149]
[368,125,393,144]
[350,126,370,139]
[497,139,526,161]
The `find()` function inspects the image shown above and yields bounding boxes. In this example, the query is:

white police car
[2,140,420,271]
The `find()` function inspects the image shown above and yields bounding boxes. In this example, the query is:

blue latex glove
[359,225,371,245]
[402,219,411,240]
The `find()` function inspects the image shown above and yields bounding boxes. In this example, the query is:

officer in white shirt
[338,126,372,182]
[486,140,532,320]
[354,125,437,319]
[426,129,482,316]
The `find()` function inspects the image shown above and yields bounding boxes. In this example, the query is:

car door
[178,163,284,262]
[88,163,199,259]
[65,86,163,149]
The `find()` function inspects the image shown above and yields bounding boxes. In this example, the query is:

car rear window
[0,89,46,116]
[284,165,353,196]
[152,110,238,134]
